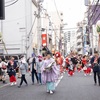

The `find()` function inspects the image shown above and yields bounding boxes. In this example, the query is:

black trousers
[93,71,100,85]
[20,74,28,86]
[31,70,38,83]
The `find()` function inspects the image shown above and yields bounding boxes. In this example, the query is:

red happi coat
[56,56,63,73]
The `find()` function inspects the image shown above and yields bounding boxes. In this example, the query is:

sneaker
[26,84,28,86]
[50,90,53,94]
[68,74,70,77]
[14,82,17,85]
[94,83,97,86]
[39,83,42,85]
[46,90,49,93]
[89,73,92,76]
[18,85,21,88]
[84,74,87,76]
[3,81,6,84]
[10,83,14,86]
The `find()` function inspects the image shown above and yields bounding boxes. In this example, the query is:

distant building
[76,22,83,54]
[64,29,77,54]
[87,2,100,54]
[49,11,63,52]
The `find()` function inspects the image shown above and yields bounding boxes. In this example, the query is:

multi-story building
[86,0,100,54]
[0,0,38,58]
[49,11,63,52]
[64,29,77,54]
[76,22,83,54]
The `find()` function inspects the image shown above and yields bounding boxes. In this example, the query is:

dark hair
[1,57,5,61]
[46,51,52,56]
[83,55,86,58]
[19,55,24,59]
[94,51,98,54]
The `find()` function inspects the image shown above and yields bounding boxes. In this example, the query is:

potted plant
[96,20,100,34]
[97,25,100,34]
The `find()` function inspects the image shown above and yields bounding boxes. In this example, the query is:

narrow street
[0,72,100,100]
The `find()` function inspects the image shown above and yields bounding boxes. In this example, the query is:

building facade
[76,22,83,54]
[64,29,77,54]
[0,0,38,58]
[49,12,63,52]
[87,1,100,54]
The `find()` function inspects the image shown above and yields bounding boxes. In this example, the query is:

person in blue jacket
[90,51,100,86]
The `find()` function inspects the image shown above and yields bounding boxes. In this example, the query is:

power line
[26,16,37,50]
[5,0,16,4]
[86,0,95,13]
[89,0,99,24]
[27,16,37,38]
[5,0,19,7]
[53,0,62,22]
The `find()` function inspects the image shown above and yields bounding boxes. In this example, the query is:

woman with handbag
[82,55,88,76]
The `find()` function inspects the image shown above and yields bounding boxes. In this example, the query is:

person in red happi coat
[82,55,88,76]
[55,52,64,75]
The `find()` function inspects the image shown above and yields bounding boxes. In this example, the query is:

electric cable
[5,0,19,7]
[86,0,95,13]
[5,0,16,4]
[26,16,37,50]
[53,0,62,22]
[27,16,36,38]
[88,0,99,25]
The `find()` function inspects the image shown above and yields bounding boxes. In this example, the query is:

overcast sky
[43,0,86,28]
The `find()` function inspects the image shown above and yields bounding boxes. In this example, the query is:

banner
[42,33,47,47]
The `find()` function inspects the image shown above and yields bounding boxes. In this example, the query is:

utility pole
[59,24,62,53]
[25,0,28,59]
[37,0,42,55]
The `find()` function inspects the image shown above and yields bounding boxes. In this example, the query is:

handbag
[45,61,55,72]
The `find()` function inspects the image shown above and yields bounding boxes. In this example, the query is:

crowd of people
[0,50,100,94]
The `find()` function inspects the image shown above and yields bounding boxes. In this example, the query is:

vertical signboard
[42,33,47,47]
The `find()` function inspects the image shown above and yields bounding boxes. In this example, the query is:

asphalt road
[0,72,100,100]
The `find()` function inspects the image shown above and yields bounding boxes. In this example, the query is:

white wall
[0,0,37,58]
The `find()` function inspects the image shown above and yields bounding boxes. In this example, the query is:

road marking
[0,83,10,89]
[55,75,63,87]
